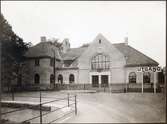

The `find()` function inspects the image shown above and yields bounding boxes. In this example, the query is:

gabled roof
[114,43,159,66]
[25,38,159,67]
[62,46,88,60]
[61,43,158,67]
[24,42,61,60]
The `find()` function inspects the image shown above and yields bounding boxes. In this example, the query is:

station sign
[137,66,162,72]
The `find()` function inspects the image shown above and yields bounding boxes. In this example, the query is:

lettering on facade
[137,66,161,72]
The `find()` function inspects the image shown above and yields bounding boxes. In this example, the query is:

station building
[22,34,161,91]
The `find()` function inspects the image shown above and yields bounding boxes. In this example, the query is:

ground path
[2,91,165,123]
[61,92,165,123]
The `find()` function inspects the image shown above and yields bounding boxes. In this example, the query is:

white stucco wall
[22,58,60,85]
[78,69,90,84]
[22,34,158,87]
[77,34,126,84]
[125,66,156,84]
[56,69,78,84]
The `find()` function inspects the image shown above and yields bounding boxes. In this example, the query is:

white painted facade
[23,34,159,92]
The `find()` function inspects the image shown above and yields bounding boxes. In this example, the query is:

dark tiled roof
[62,46,88,60]
[24,42,61,60]
[62,43,158,66]
[25,41,159,67]
[114,43,159,66]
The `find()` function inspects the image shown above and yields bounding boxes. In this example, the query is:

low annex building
[22,34,160,91]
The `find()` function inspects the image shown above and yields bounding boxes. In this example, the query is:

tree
[0,13,31,92]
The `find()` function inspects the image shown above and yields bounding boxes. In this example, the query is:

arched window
[50,74,55,84]
[58,74,63,84]
[34,74,40,84]
[91,54,110,71]
[69,74,75,84]
[143,72,151,83]
[129,72,136,83]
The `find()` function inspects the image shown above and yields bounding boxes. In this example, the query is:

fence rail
[1,91,77,124]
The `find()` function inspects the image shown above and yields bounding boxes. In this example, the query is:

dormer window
[35,59,40,66]
[99,39,101,44]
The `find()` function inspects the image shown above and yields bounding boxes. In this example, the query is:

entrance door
[92,75,99,87]
[101,75,109,87]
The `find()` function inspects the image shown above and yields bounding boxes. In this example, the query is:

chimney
[61,38,70,53]
[124,36,128,45]
[41,36,46,42]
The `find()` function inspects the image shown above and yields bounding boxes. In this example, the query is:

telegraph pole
[0,41,1,123]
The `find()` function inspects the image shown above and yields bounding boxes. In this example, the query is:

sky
[1,1,166,66]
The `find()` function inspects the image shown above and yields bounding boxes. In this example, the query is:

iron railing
[1,91,77,124]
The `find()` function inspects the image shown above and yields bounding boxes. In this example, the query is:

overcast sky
[1,1,166,66]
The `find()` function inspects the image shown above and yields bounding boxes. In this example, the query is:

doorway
[92,75,99,87]
[101,75,109,87]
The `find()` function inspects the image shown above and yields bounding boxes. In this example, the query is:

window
[129,72,136,83]
[143,72,151,83]
[69,74,75,84]
[50,74,55,84]
[34,74,40,84]
[64,60,73,67]
[50,58,54,66]
[92,75,99,87]
[99,39,101,44]
[35,59,40,66]
[91,54,110,71]
[58,74,63,84]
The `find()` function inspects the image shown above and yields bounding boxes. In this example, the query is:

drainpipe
[53,50,56,89]
[51,49,56,89]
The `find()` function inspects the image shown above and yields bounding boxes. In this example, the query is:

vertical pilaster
[154,72,158,93]
[141,72,143,93]
[99,75,101,88]
[89,74,91,84]
[125,68,127,92]
[108,73,111,93]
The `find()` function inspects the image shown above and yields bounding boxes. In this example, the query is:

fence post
[75,95,77,115]
[39,90,42,124]
[0,41,1,123]
[12,92,14,101]
[67,93,69,107]
[11,87,14,101]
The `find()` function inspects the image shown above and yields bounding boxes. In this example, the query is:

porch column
[141,72,144,93]
[109,73,111,93]
[99,75,101,88]
[125,69,128,92]
[89,74,91,84]
[154,72,158,93]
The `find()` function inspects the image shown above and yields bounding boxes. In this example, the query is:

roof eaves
[125,63,159,67]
